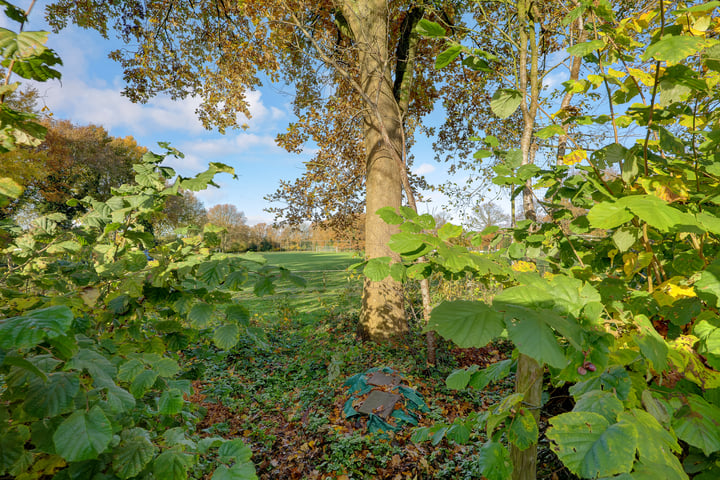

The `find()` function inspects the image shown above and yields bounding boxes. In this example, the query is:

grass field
[239,251,364,316]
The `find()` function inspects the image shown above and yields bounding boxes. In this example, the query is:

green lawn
[238,250,364,316]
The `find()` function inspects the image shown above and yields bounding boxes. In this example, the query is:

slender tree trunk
[557,13,585,165]
[512,1,543,479]
[511,354,543,477]
[342,0,407,342]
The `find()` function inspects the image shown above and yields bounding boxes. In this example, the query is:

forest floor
[182,252,576,479]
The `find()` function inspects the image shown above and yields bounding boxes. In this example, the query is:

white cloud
[413,163,436,175]
[178,133,280,160]
[37,78,207,135]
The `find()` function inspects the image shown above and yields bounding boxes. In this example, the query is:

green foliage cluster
[0,13,280,473]
[362,2,720,479]
[0,145,278,479]
[0,0,61,207]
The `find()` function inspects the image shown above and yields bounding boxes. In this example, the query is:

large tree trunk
[342,0,407,342]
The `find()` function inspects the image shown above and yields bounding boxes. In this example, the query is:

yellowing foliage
[562,149,586,166]
[511,260,537,272]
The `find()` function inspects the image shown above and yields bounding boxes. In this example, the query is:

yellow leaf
[607,67,625,78]
[80,287,101,307]
[511,260,537,272]
[623,252,637,277]
[668,335,720,389]
[634,10,657,30]
[666,283,696,299]
[639,176,689,203]
[628,67,655,87]
[562,149,586,166]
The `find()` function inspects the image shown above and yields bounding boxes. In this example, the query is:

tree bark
[557,12,586,165]
[511,354,543,480]
[342,0,407,342]
[512,2,542,478]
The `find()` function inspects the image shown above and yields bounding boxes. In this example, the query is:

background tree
[1,119,144,219]
[45,0,471,341]
[153,189,207,238]
[467,201,510,231]
[206,203,249,252]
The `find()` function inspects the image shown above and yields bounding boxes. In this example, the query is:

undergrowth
[182,270,574,479]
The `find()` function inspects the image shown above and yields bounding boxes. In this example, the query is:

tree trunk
[511,354,543,480]
[342,0,407,342]
[512,1,542,478]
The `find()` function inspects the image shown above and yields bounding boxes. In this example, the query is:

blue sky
[10,1,467,226]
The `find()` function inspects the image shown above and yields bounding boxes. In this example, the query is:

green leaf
[547,412,638,478]
[197,436,225,454]
[672,394,720,456]
[0,306,73,349]
[218,439,253,463]
[474,149,492,159]
[416,213,435,230]
[445,422,471,444]
[477,441,513,480]
[0,28,48,58]
[435,43,462,69]
[501,313,567,369]
[618,409,680,465]
[364,257,391,281]
[253,275,275,296]
[415,19,445,37]
[130,370,158,398]
[67,348,117,385]
[569,366,632,401]
[490,89,522,119]
[508,408,539,450]
[211,463,258,480]
[619,195,699,233]
[535,124,565,139]
[437,222,463,241]
[198,260,229,287]
[112,428,158,479]
[696,260,720,308]
[389,232,425,254]
[188,302,214,328]
[8,48,62,81]
[507,242,526,259]
[572,390,623,423]
[445,365,479,390]
[376,206,403,225]
[53,406,113,462]
[159,389,184,415]
[567,39,605,56]
[213,324,240,350]
[118,359,144,383]
[153,450,192,480]
[635,315,669,372]
[643,35,705,64]
[226,304,250,326]
[106,384,136,414]
[469,359,515,390]
[154,358,180,377]
[612,227,641,252]
[587,201,633,229]
[164,428,196,449]
[427,300,505,348]
[23,372,79,418]
[0,426,28,474]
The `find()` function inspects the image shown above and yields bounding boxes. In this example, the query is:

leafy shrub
[0,147,276,479]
